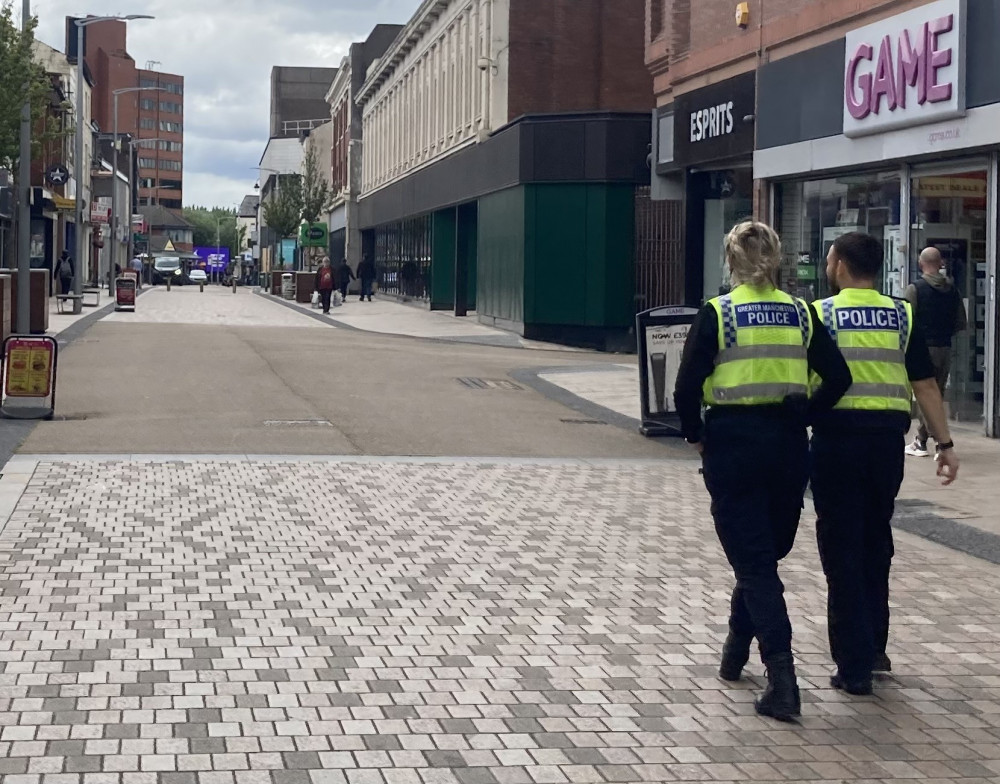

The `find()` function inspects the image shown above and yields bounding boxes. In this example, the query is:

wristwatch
[937,440,955,451]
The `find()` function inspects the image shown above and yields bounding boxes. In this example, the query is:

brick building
[71,17,185,209]
[649,0,1000,437]
[358,0,653,350]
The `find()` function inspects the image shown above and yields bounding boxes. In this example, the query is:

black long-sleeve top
[673,302,853,443]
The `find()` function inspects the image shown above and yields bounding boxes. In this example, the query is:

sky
[31,0,422,209]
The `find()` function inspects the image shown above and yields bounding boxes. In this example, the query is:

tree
[300,142,330,270]
[182,206,241,255]
[0,1,60,173]
[261,175,303,267]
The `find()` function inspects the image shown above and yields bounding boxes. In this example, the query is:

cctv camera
[477,57,492,71]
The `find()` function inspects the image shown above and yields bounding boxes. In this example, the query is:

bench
[81,288,101,307]
[55,293,83,314]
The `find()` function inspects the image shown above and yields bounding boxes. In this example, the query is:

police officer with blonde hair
[812,233,959,696]
[674,220,851,721]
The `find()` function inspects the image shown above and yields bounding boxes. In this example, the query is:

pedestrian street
[0,456,998,784]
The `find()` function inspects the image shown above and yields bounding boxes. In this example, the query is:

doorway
[909,166,989,428]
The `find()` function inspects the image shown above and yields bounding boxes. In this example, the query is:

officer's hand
[936,449,960,485]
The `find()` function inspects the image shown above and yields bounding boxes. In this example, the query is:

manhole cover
[263,420,333,427]
[560,418,607,425]
[456,377,523,391]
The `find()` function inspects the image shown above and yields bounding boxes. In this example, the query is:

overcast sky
[32,0,421,209]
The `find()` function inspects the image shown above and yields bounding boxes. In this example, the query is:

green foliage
[0,1,59,174]
[182,205,241,255]
[300,142,329,226]
[261,174,303,240]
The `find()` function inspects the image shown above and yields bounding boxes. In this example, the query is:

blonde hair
[724,220,781,288]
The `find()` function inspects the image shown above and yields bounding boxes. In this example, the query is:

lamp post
[73,14,154,313]
[15,0,31,334]
[111,86,165,294]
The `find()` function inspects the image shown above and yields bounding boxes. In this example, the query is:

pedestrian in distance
[130,254,143,290]
[903,246,967,457]
[336,258,355,303]
[54,250,74,295]
[674,220,851,722]
[811,233,959,697]
[315,257,335,314]
[357,254,376,301]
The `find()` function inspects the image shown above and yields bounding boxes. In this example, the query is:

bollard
[199,282,204,293]
[166,277,171,292]
[232,278,237,294]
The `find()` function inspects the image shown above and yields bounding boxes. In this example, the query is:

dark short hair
[832,232,883,279]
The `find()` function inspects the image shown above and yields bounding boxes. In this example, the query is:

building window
[138,157,157,169]
[159,160,182,171]
[160,198,182,210]
[160,121,183,133]
[138,177,155,188]
[775,172,902,301]
[159,178,182,190]
[139,118,155,130]
[656,112,673,165]
[153,140,183,152]
[163,82,183,96]
[650,0,665,40]
[159,101,182,114]
[672,0,691,59]
[140,98,156,110]
[139,77,158,88]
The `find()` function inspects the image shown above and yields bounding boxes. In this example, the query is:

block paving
[0,458,999,784]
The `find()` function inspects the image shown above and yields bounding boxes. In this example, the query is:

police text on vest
[734,302,801,329]
[836,307,900,331]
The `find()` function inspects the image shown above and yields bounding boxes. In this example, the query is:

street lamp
[110,86,165,294]
[73,13,154,312]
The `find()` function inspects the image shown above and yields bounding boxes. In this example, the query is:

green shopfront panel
[525,183,635,329]
[477,187,526,325]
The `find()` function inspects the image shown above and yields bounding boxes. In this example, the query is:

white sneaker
[904,440,929,457]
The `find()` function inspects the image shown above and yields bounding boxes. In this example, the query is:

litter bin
[281,273,294,300]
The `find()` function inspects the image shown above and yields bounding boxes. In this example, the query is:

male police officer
[812,233,959,695]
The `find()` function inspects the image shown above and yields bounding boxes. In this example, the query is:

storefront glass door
[909,167,989,426]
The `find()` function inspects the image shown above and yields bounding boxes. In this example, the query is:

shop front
[670,71,757,306]
[756,0,1000,437]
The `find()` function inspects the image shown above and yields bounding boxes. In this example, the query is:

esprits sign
[843,0,967,138]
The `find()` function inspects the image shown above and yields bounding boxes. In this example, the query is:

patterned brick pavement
[1,457,999,784]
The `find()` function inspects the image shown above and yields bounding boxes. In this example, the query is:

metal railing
[634,186,685,312]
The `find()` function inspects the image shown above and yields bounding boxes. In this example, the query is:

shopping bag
[311,290,320,308]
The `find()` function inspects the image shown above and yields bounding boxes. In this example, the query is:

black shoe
[830,671,873,695]
[873,653,892,673]
[719,633,751,681]
[754,653,801,721]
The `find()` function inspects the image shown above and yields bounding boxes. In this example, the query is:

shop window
[775,172,901,301]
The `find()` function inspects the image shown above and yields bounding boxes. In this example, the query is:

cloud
[31,0,420,207]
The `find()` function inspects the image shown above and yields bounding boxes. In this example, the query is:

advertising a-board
[636,306,699,436]
[1,335,58,420]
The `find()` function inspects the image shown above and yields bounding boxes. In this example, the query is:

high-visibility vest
[703,284,812,406]
[815,288,912,413]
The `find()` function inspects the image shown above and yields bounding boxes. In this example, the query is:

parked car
[152,257,185,285]
[188,269,208,284]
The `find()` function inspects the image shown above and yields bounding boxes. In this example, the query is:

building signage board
[90,198,111,224]
[844,0,967,138]
[673,71,756,168]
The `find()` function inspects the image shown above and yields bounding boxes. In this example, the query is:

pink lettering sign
[843,0,965,138]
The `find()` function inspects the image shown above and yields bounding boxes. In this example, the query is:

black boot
[719,633,751,681]
[754,653,801,721]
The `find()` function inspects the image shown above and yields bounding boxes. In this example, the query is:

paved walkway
[261,292,584,352]
[105,287,333,329]
[529,363,1000,540]
[0,455,998,784]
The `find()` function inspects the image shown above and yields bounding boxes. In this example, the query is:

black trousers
[319,289,332,312]
[702,411,808,662]
[339,282,349,300]
[811,428,903,682]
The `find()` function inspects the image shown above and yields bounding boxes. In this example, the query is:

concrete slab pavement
[0,455,998,784]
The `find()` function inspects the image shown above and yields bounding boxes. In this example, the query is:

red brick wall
[508,0,653,121]
[648,0,932,100]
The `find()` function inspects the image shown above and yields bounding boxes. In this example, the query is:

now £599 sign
[843,0,966,138]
